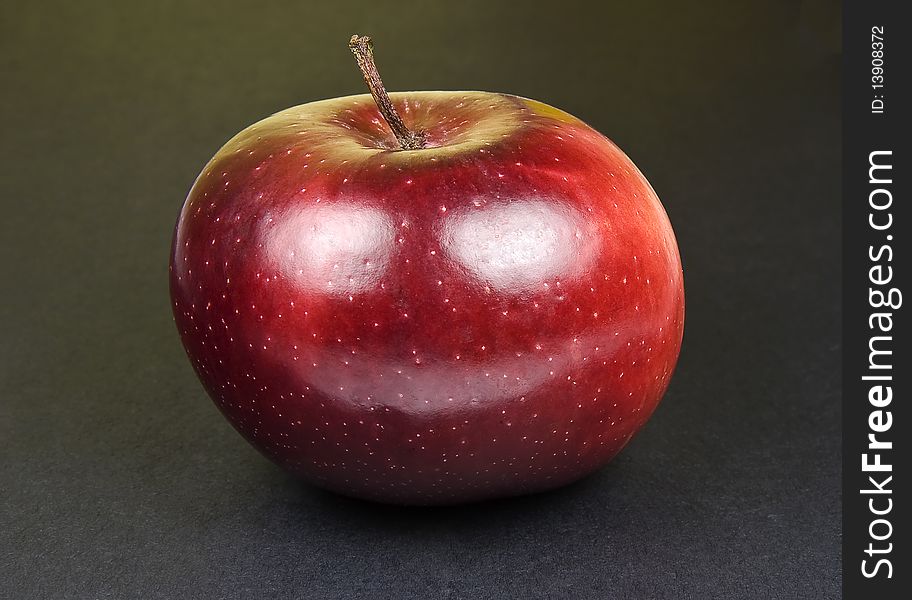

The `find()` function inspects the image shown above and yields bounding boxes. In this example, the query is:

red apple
[170,36,684,504]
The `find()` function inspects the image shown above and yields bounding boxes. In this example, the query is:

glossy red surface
[170,92,684,504]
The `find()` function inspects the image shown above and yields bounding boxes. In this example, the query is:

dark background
[1,1,841,598]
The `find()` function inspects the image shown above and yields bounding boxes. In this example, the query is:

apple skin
[170,91,684,504]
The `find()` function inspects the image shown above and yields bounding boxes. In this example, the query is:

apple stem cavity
[349,35,426,151]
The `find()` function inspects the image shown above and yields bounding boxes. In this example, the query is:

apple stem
[349,35,426,151]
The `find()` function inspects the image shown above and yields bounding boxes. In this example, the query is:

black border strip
[843,1,908,596]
